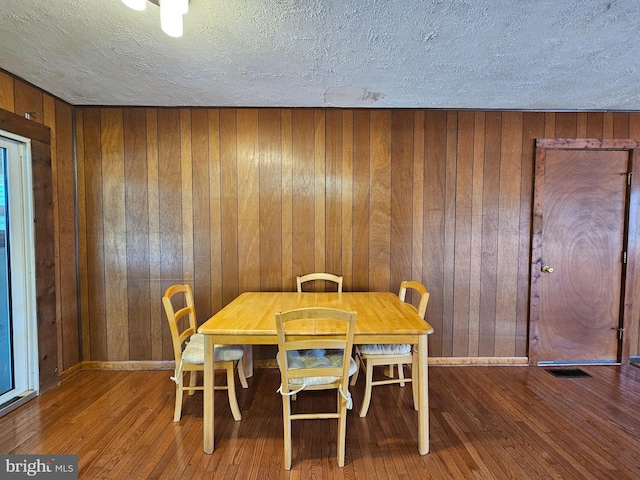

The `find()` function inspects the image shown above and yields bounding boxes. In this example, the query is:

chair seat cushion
[277,349,357,386]
[182,333,244,364]
[358,343,412,355]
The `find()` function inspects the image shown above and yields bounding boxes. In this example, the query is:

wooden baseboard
[59,357,528,378]
[256,357,528,369]
[428,357,528,366]
[78,360,175,371]
[58,362,84,383]
[254,359,279,369]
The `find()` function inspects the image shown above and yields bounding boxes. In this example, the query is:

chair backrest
[398,280,430,319]
[162,284,198,362]
[296,273,343,293]
[275,307,356,393]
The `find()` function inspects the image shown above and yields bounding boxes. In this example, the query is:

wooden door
[529,139,640,365]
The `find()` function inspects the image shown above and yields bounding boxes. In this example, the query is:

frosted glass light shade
[122,0,146,11]
[160,0,184,37]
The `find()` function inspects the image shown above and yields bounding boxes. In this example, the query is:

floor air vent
[545,368,591,378]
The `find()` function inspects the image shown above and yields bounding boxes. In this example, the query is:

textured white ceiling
[1,0,639,109]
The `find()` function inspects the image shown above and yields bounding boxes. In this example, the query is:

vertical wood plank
[613,112,630,139]
[0,71,15,112]
[42,95,61,373]
[75,109,91,361]
[281,110,293,291]
[479,111,501,356]
[576,112,588,138]
[146,109,162,360]
[32,139,58,390]
[442,111,458,356]
[352,110,370,291]
[55,100,80,369]
[341,111,354,290]
[468,112,485,356]
[101,108,129,361]
[259,109,283,291]
[237,109,260,293]
[453,111,474,356]
[495,112,523,357]
[554,112,577,138]
[292,110,316,280]
[123,108,150,360]
[314,110,326,282]
[180,109,194,289]
[424,110,447,356]
[157,109,182,358]
[369,110,391,292]
[326,110,343,281]
[83,108,107,361]
[220,109,239,306]
[390,110,414,293]
[603,113,614,138]
[587,112,604,138]
[544,113,555,138]
[191,109,212,319]
[628,113,640,138]
[208,109,223,312]
[412,111,425,288]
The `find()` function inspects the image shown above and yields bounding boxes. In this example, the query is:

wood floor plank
[2,366,640,479]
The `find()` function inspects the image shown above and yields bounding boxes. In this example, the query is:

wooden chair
[296,273,343,292]
[351,280,430,417]
[162,284,248,422]
[275,307,357,470]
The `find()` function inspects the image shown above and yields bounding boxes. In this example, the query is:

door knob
[541,265,554,273]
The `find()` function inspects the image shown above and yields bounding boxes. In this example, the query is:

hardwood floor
[1,365,640,479]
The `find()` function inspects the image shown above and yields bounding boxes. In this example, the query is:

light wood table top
[198,291,434,458]
[199,291,434,341]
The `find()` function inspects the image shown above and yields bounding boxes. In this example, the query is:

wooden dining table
[198,291,434,455]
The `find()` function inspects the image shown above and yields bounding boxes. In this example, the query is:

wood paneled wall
[74,107,640,362]
[0,70,77,388]
[4,64,640,368]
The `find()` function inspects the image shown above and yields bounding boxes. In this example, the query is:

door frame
[529,138,640,366]
[0,132,39,416]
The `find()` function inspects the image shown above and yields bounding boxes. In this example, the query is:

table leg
[204,336,215,454]
[417,334,429,455]
[243,345,254,378]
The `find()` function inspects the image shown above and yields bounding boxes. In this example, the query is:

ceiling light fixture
[122,0,189,38]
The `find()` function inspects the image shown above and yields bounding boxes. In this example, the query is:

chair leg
[398,363,406,387]
[188,370,198,395]
[358,359,374,418]
[283,395,292,470]
[173,375,184,422]
[337,388,348,467]
[350,351,361,385]
[226,362,242,421]
[384,364,394,378]
[237,359,249,389]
